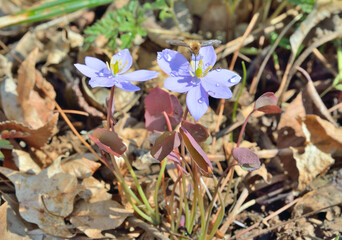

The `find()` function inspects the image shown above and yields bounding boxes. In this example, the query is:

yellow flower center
[189,59,212,78]
[107,57,128,75]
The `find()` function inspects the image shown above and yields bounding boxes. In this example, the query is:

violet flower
[74,49,158,91]
[157,46,241,120]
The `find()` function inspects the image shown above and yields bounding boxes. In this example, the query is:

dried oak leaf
[70,200,132,239]
[0,202,33,240]
[17,48,56,129]
[299,115,342,155]
[0,114,58,148]
[0,158,80,238]
[61,155,101,179]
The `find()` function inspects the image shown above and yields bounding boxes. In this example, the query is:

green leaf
[0,139,13,150]
[335,84,342,91]
[0,0,113,29]
[288,0,315,13]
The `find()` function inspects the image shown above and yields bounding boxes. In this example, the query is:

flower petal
[157,49,190,76]
[186,85,209,121]
[88,76,116,88]
[164,76,194,93]
[199,46,216,68]
[201,70,239,99]
[74,63,98,78]
[111,49,133,74]
[122,70,159,82]
[201,69,241,98]
[115,81,140,92]
[85,57,107,71]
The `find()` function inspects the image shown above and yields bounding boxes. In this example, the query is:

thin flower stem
[195,168,206,240]
[162,111,173,132]
[168,0,182,33]
[107,86,115,131]
[231,61,247,141]
[109,155,144,207]
[170,175,182,232]
[182,168,191,231]
[154,158,168,225]
[175,176,184,230]
[122,154,155,216]
[207,177,225,240]
[236,110,255,147]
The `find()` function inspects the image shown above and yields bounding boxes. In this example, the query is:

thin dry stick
[276,30,342,102]
[53,109,89,116]
[249,14,302,95]
[234,197,301,239]
[211,13,259,155]
[219,188,249,235]
[328,101,342,113]
[54,102,103,162]
[236,200,342,240]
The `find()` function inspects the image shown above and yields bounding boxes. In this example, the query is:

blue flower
[157,46,241,120]
[74,49,158,91]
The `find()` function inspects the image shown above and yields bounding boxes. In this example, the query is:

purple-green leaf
[150,131,181,161]
[181,120,209,143]
[232,147,261,171]
[179,127,213,175]
[88,128,127,157]
[254,92,281,114]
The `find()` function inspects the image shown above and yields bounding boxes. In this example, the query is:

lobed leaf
[180,127,213,175]
[181,120,209,143]
[88,128,127,157]
[150,131,181,161]
[232,147,261,171]
[254,92,282,114]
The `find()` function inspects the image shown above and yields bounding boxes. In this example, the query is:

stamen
[119,61,128,72]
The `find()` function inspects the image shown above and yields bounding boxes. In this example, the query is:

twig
[127,216,170,240]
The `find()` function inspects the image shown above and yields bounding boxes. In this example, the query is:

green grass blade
[0,0,113,29]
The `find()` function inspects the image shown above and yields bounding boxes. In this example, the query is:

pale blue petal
[74,63,97,78]
[115,81,140,92]
[201,69,240,99]
[122,70,159,82]
[186,85,209,121]
[89,76,116,88]
[111,49,133,74]
[85,57,107,71]
[164,76,194,93]
[199,46,216,68]
[157,49,190,76]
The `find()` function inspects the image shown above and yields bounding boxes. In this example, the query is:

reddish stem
[107,86,115,131]
[162,111,173,132]
[236,110,255,147]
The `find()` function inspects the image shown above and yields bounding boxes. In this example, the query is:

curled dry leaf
[0,202,32,240]
[88,128,127,157]
[232,147,261,171]
[70,200,133,239]
[0,158,80,238]
[61,155,101,179]
[17,48,56,129]
[254,92,281,114]
[0,114,59,149]
[79,176,112,203]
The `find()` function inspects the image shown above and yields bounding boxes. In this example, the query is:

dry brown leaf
[294,184,342,217]
[12,149,41,174]
[0,202,32,240]
[292,143,334,191]
[300,115,342,155]
[70,200,133,239]
[61,155,101,179]
[79,176,112,203]
[0,158,79,237]
[277,93,306,149]
[17,48,56,129]
[0,114,58,149]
